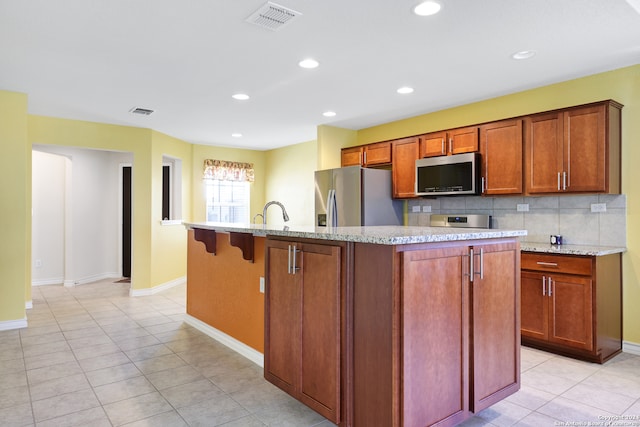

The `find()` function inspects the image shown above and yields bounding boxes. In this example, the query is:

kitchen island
[184,222,527,427]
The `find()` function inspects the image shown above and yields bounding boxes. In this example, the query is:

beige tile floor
[1,280,639,426]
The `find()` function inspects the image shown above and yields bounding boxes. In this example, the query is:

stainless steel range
[429,214,491,229]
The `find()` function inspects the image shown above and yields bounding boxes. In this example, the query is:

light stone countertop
[520,242,626,256]
[184,222,527,245]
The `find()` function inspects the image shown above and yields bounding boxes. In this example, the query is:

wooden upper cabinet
[341,146,362,167]
[363,141,392,166]
[420,126,479,157]
[341,141,392,167]
[525,100,622,194]
[479,119,523,195]
[391,137,420,198]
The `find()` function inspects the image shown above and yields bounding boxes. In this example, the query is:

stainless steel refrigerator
[314,166,403,227]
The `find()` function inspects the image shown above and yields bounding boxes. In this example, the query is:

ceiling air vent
[129,107,154,116]
[245,2,302,31]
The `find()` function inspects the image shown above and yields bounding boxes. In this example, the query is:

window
[205,180,250,223]
[203,159,254,224]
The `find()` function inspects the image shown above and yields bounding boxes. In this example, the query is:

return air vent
[129,107,154,116]
[245,2,302,31]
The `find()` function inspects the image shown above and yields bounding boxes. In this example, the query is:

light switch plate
[591,203,607,212]
[259,277,265,293]
[516,204,529,212]
[422,205,432,213]
[411,205,421,213]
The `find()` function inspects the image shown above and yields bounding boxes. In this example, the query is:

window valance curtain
[203,159,255,182]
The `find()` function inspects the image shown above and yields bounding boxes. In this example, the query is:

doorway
[122,165,132,278]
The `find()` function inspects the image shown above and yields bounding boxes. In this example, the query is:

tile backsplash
[407,194,627,247]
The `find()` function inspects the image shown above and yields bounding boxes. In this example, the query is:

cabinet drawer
[521,252,592,276]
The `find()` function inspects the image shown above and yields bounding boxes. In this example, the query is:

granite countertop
[184,222,528,245]
[520,242,626,256]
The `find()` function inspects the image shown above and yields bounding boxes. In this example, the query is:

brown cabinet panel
[564,105,607,192]
[549,274,593,351]
[420,131,448,157]
[363,141,392,166]
[480,119,523,195]
[525,101,621,194]
[391,137,420,198]
[265,239,343,424]
[521,272,549,341]
[470,241,520,412]
[402,246,469,426]
[420,127,479,158]
[521,252,592,276]
[341,146,362,167]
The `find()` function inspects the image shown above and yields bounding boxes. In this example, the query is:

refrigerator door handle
[327,189,338,227]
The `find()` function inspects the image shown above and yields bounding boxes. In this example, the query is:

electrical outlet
[411,205,420,213]
[422,205,432,213]
[516,203,529,212]
[591,203,607,213]
[259,277,265,293]
[35,259,42,268]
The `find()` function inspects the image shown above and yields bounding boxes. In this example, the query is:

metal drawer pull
[542,276,546,296]
[469,249,474,282]
[292,245,299,274]
[548,277,553,296]
[536,261,558,267]
[479,248,484,280]
[287,245,292,274]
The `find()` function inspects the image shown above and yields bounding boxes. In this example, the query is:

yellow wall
[0,91,29,323]
[317,125,358,170]
[150,131,193,287]
[333,64,640,344]
[265,140,317,226]
[191,144,267,223]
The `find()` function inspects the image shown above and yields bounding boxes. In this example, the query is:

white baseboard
[184,314,264,367]
[0,318,28,331]
[62,272,121,288]
[129,276,186,297]
[32,277,64,286]
[26,301,33,310]
[623,341,640,356]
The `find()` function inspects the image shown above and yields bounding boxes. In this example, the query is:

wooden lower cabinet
[354,238,521,427]
[520,252,622,363]
[264,238,349,425]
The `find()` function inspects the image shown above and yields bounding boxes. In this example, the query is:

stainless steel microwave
[415,152,481,196]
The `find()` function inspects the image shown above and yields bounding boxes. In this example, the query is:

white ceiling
[1,0,639,150]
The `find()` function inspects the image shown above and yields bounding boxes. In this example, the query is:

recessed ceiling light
[299,58,319,69]
[323,111,336,117]
[232,93,250,100]
[511,50,537,60]
[232,133,243,138]
[414,1,442,16]
[397,86,415,94]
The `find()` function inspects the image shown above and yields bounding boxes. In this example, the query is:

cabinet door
[564,105,607,192]
[525,112,564,194]
[299,242,342,423]
[480,120,523,195]
[449,126,479,155]
[520,271,549,341]
[401,245,470,427]
[391,137,420,198]
[264,240,301,395]
[420,131,448,157]
[364,141,391,166]
[471,241,520,412]
[341,146,362,167]
[549,274,593,351]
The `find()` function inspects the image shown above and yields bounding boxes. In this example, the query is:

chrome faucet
[262,201,289,225]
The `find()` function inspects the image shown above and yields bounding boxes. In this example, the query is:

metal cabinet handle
[481,176,486,193]
[287,245,292,274]
[557,172,561,191]
[441,138,445,155]
[536,261,558,267]
[563,171,567,191]
[469,248,474,282]
[542,276,546,296]
[363,151,367,165]
[449,138,453,154]
[292,245,299,274]
[479,248,484,280]
[548,277,553,296]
